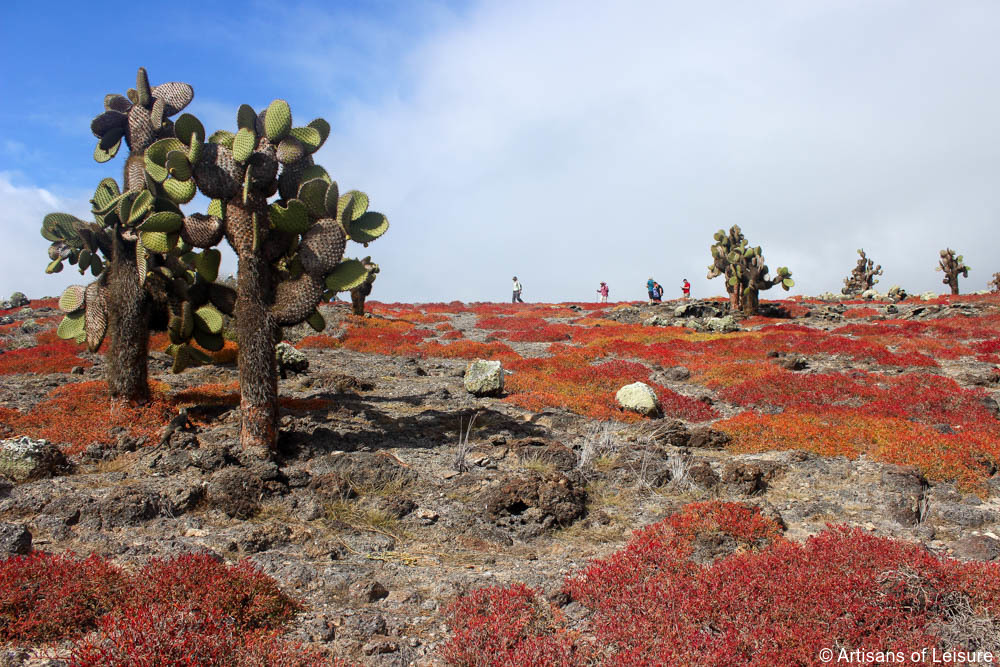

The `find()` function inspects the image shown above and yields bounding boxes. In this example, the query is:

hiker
[597,282,609,303]
[512,276,524,303]
[652,281,663,302]
[682,278,691,299]
[646,278,656,305]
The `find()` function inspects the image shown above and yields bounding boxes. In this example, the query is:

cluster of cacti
[349,257,380,316]
[935,248,969,295]
[143,97,387,453]
[707,225,793,315]
[40,68,219,401]
[841,249,882,295]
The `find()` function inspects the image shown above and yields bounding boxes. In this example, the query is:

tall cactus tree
[144,99,388,454]
[936,249,969,296]
[41,68,211,402]
[841,249,882,296]
[990,272,1000,293]
[707,225,793,315]
[349,257,379,316]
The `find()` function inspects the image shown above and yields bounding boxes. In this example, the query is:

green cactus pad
[338,191,369,222]
[207,199,225,219]
[45,258,63,274]
[138,211,183,233]
[307,118,331,145]
[208,130,235,148]
[325,258,369,292]
[163,177,196,204]
[41,213,81,242]
[270,199,312,234]
[127,190,154,225]
[59,285,86,313]
[126,88,139,104]
[94,139,121,163]
[276,136,305,164]
[307,310,326,332]
[77,249,92,273]
[91,179,121,212]
[193,328,224,352]
[288,126,322,152]
[237,104,257,131]
[782,278,795,288]
[194,304,224,334]
[84,282,107,352]
[136,244,147,284]
[196,249,221,282]
[298,178,330,218]
[187,138,202,165]
[136,67,152,107]
[166,150,192,181]
[323,181,340,216]
[233,128,256,163]
[172,114,203,146]
[145,138,186,182]
[90,253,103,276]
[57,311,85,340]
[299,165,330,185]
[264,100,292,141]
[91,110,127,139]
[140,231,177,254]
[348,212,389,244]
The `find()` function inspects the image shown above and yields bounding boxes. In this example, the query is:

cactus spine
[841,249,882,296]
[41,68,198,402]
[149,98,388,454]
[707,225,793,315]
[935,248,969,296]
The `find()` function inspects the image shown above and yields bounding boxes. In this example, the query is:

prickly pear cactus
[148,99,388,453]
[347,257,380,316]
[40,68,232,401]
[935,248,969,296]
[707,225,793,315]
[841,249,883,296]
[991,272,1000,293]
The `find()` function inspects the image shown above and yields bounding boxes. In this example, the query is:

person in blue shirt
[646,278,656,305]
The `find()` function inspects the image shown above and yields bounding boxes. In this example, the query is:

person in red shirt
[682,278,691,299]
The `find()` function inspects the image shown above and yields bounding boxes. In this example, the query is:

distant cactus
[841,249,882,296]
[707,225,793,315]
[40,68,215,402]
[145,98,388,453]
[935,249,969,296]
[348,257,379,316]
[990,272,1000,293]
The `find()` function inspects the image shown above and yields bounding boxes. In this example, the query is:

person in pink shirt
[596,282,609,303]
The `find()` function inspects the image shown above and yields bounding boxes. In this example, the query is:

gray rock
[464,359,504,396]
[7,292,28,308]
[0,522,31,555]
[951,534,1000,561]
[0,437,67,482]
[860,289,879,300]
[275,342,308,375]
[887,285,907,302]
[615,382,660,417]
[919,291,938,301]
[0,315,12,325]
[703,316,739,333]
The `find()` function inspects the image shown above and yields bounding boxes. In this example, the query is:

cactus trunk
[106,234,150,401]
[350,282,372,316]
[235,251,279,454]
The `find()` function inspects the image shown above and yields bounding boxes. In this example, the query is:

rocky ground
[1,296,999,665]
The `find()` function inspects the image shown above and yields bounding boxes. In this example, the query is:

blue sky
[3,1,1000,303]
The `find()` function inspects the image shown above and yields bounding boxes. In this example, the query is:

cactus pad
[194,304,224,334]
[348,212,389,244]
[193,143,242,200]
[140,231,176,254]
[196,249,221,282]
[271,273,324,325]
[276,136,305,164]
[233,128,257,163]
[237,104,257,131]
[297,178,329,218]
[59,285,87,313]
[57,311,86,340]
[193,328,224,352]
[208,130,236,148]
[139,211,183,233]
[270,199,312,234]
[84,282,108,351]
[163,177,197,204]
[180,213,224,248]
[288,126,322,152]
[264,100,292,141]
[324,258,369,292]
[300,219,347,275]
[125,106,155,152]
[306,310,326,332]
[166,150,192,181]
[175,114,205,146]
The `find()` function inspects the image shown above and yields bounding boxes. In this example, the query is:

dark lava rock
[687,426,731,450]
[207,467,264,519]
[720,461,783,496]
[484,471,587,528]
[0,522,31,555]
[96,487,163,528]
[951,534,1000,561]
[687,461,719,489]
[351,578,390,603]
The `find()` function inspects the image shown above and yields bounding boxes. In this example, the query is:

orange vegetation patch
[148,332,239,364]
[418,340,521,362]
[0,341,91,375]
[0,381,173,455]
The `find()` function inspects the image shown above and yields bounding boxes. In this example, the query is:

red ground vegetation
[444,501,1000,666]
[0,341,91,375]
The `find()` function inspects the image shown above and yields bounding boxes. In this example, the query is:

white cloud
[300,0,1000,302]
[0,172,92,299]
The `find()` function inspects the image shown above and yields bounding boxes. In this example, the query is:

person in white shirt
[512,277,524,303]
